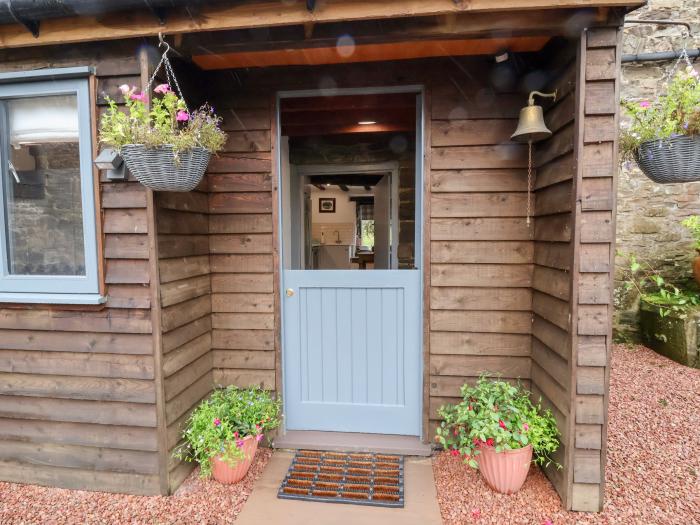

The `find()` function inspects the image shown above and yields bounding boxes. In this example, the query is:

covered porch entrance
[277,88,424,437]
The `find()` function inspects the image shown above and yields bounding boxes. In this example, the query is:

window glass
[3,94,85,276]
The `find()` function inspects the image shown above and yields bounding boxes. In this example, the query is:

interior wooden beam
[282,122,414,136]
[281,94,416,112]
[193,36,550,69]
[0,1,639,50]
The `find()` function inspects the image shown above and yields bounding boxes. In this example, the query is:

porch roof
[0,0,645,50]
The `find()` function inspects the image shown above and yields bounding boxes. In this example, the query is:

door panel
[283,269,421,435]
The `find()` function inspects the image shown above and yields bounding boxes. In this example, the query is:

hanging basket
[634,135,700,184]
[121,144,210,192]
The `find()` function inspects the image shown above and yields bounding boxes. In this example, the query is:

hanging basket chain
[649,29,697,137]
[145,37,190,112]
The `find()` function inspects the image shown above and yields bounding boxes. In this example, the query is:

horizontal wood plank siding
[569,27,620,512]
[0,50,159,494]
[531,53,577,507]
[208,95,276,396]
[428,79,533,435]
[155,185,214,491]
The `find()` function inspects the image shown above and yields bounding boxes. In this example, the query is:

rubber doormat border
[277,449,405,508]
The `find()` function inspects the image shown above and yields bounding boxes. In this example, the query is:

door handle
[286,288,295,297]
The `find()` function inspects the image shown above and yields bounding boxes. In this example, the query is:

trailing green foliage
[174,386,281,477]
[99,83,226,156]
[619,253,700,318]
[681,215,700,250]
[620,66,700,161]
[435,376,561,470]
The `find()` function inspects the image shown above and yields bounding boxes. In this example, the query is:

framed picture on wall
[319,197,336,213]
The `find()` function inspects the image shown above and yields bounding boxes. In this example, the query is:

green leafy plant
[174,386,281,477]
[620,66,700,161]
[435,376,561,469]
[619,253,700,318]
[99,83,226,156]
[681,215,700,250]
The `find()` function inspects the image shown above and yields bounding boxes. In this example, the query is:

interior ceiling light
[357,121,377,125]
[494,50,510,63]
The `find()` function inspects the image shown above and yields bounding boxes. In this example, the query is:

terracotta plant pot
[211,435,258,484]
[476,444,533,494]
[693,251,700,287]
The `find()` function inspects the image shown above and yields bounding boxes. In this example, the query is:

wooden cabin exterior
[0,0,642,512]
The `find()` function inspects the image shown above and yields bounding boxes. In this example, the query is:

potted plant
[682,216,700,285]
[620,254,700,368]
[435,376,560,495]
[620,64,700,184]
[99,82,226,191]
[174,386,281,483]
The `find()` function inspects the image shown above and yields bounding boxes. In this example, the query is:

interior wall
[0,43,161,494]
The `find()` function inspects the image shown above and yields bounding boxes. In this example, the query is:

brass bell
[511,91,557,144]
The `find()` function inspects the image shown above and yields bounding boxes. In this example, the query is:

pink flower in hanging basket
[154,83,172,94]
[176,110,190,122]
[130,91,148,103]
[638,100,650,109]
[118,84,132,95]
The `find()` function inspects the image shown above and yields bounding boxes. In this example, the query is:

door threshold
[272,430,432,457]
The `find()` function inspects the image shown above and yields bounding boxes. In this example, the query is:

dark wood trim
[565,29,587,510]
[271,95,283,403]
[140,47,169,496]
[0,2,642,50]
[422,87,432,443]
[599,24,623,511]
[89,74,106,298]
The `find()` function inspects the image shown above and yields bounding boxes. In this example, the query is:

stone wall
[615,0,700,340]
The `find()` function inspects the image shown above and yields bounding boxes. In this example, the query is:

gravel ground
[433,344,700,524]
[0,448,272,525]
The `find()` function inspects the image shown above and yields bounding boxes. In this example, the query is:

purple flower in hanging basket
[154,83,171,94]
[638,100,650,109]
[176,110,190,122]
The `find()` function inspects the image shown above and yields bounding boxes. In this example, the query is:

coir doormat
[277,450,404,508]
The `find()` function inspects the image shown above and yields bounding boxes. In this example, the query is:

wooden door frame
[273,85,426,437]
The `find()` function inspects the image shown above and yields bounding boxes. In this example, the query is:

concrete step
[273,430,432,457]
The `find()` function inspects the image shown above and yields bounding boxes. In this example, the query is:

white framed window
[0,73,102,304]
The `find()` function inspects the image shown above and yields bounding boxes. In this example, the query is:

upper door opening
[279,91,419,271]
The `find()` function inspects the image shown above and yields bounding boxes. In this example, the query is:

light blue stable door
[279,87,424,437]
[282,270,422,435]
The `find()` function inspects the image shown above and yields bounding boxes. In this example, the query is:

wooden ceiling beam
[0,1,639,50]
[193,36,551,70]
[183,8,606,56]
